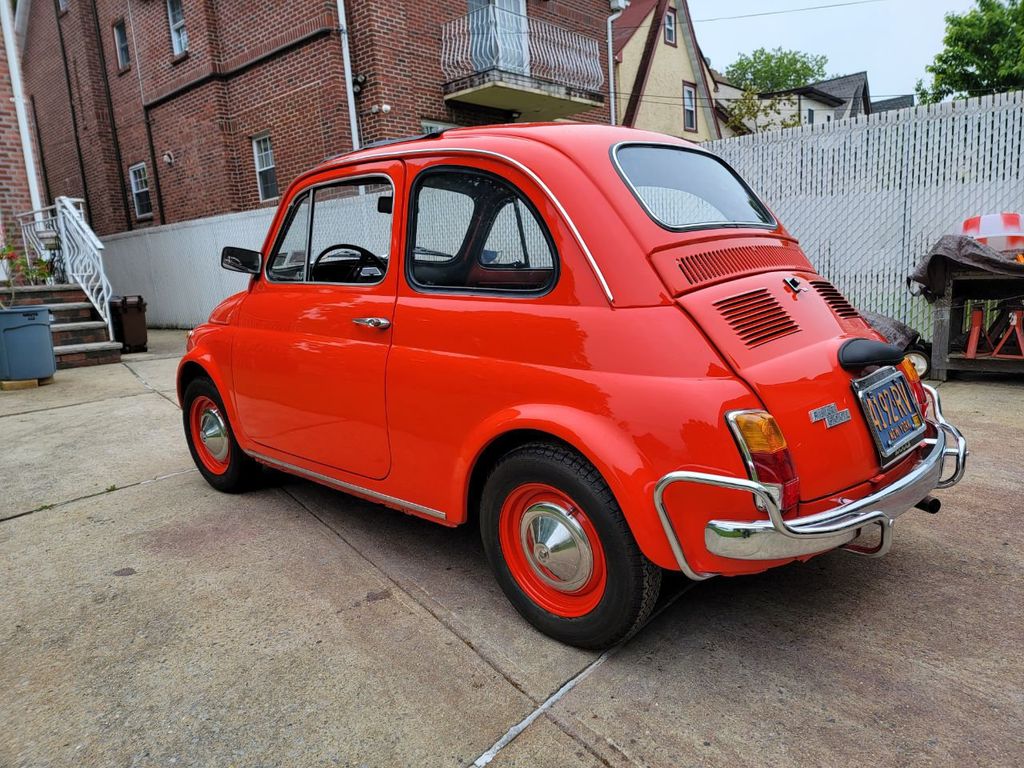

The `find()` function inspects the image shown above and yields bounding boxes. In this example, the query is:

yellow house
[613,0,721,141]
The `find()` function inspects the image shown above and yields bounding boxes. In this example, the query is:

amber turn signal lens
[898,356,921,385]
[732,412,788,454]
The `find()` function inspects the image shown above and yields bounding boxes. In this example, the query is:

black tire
[182,377,260,493]
[480,442,661,649]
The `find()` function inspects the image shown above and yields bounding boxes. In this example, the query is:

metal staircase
[14,197,122,369]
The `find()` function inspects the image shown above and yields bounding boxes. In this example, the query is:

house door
[469,0,530,76]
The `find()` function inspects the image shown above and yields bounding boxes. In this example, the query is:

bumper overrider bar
[654,385,968,581]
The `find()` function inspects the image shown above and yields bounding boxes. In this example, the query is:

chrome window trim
[265,172,395,287]
[610,140,778,233]
[249,451,447,521]
[338,145,615,303]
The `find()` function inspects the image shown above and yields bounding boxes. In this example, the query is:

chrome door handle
[352,317,391,330]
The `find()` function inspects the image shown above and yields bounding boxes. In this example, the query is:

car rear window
[614,144,775,230]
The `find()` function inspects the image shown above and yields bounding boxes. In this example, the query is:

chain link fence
[706,91,1024,338]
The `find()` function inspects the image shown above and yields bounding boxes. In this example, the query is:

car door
[231,161,403,480]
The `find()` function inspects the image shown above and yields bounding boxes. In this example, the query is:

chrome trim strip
[330,145,615,303]
[610,140,778,233]
[655,389,968,572]
[249,451,447,521]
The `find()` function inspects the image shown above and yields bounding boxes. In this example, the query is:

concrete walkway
[1,332,1021,767]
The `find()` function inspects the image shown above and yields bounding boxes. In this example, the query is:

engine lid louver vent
[675,245,813,288]
[811,280,861,319]
[714,288,800,348]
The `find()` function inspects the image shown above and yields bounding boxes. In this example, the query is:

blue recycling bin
[0,306,56,381]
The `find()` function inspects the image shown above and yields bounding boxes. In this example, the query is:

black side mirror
[221,246,262,275]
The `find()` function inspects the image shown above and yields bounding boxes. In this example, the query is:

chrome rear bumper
[654,385,968,580]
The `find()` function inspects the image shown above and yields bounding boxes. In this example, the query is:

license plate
[851,367,927,465]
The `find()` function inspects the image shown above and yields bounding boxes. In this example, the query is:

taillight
[728,411,801,515]
[898,357,928,412]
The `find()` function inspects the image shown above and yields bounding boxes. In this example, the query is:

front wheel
[182,377,260,493]
[480,443,661,649]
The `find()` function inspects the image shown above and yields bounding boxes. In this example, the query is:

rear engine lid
[677,271,895,500]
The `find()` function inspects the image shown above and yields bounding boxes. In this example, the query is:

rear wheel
[183,377,259,492]
[480,443,661,649]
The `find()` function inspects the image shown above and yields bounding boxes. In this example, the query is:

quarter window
[682,83,697,132]
[664,8,677,45]
[167,0,188,56]
[252,135,278,201]
[113,20,130,70]
[128,163,152,219]
[267,193,311,282]
[408,169,556,294]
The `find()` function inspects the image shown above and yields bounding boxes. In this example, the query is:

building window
[682,82,698,132]
[113,20,130,70]
[129,163,152,219]
[664,7,677,45]
[167,0,188,56]
[58,0,69,12]
[252,135,279,201]
[807,108,815,124]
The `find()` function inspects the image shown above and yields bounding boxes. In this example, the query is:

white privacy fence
[102,208,273,327]
[707,91,1024,337]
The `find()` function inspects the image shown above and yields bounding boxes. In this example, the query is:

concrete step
[8,284,88,305]
[51,320,110,347]
[28,302,97,322]
[54,341,122,370]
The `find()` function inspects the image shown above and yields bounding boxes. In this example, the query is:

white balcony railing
[442,7,604,93]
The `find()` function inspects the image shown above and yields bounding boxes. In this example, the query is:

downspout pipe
[607,1,628,126]
[1,0,43,213]
[334,0,360,150]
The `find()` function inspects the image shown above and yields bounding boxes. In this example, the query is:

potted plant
[0,242,57,384]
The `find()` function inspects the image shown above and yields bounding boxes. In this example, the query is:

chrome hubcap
[198,406,229,462]
[519,502,593,593]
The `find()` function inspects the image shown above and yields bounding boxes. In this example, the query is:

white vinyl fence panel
[102,207,275,327]
[706,91,1024,337]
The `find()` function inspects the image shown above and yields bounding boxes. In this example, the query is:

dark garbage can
[0,306,56,381]
[108,295,148,353]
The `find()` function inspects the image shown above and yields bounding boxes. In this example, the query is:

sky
[688,0,978,99]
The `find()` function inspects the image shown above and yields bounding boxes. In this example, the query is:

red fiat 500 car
[179,124,967,648]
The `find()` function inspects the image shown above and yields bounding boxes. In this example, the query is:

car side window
[266,193,311,282]
[408,168,557,294]
[308,179,393,284]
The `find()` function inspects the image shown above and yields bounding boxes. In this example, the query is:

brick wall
[24,0,612,236]
[0,39,33,251]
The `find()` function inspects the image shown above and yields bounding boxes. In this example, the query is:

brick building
[1,0,37,252]
[19,0,614,237]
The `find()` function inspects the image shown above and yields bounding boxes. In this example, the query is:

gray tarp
[908,235,1024,301]
[861,310,920,350]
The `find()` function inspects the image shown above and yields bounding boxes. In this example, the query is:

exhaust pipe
[915,495,941,514]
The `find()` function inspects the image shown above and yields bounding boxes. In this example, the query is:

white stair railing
[15,205,62,280]
[54,196,115,340]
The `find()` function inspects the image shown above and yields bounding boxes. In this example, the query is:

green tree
[725,47,828,93]
[918,0,1024,102]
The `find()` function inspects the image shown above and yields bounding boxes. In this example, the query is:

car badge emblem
[809,403,851,428]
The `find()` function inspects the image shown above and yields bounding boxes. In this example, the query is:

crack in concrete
[0,467,198,524]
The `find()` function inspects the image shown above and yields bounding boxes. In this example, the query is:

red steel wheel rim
[498,482,607,618]
[189,395,231,475]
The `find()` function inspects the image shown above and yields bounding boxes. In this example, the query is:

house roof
[613,0,658,60]
[760,85,844,107]
[872,95,916,113]
[763,72,872,119]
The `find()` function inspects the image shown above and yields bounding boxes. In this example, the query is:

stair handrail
[54,196,115,340]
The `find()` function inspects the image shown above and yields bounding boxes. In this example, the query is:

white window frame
[252,134,279,202]
[682,83,698,132]
[129,163,152,219]
[58,0,69,12]
[113,20,130,69]
[167,0,188,56]
[664,7,677,45]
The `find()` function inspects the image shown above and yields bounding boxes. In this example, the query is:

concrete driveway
[1,331,1021,767]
